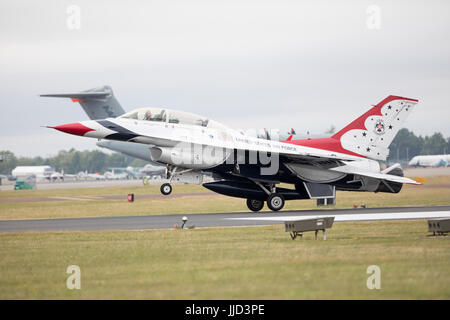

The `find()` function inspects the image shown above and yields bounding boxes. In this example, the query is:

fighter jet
[46,95,420,212]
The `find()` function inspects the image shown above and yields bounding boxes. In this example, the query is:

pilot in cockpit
[144,110,152,121]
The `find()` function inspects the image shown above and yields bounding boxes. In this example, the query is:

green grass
[0,180,449,220]
[0,183,207,199]
[0,220,448,299]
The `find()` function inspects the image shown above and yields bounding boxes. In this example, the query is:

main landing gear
[266,193,285,211]
[246,182,285,212]
[246,199,264,212]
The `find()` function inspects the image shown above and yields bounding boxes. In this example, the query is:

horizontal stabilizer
[381,163,401,174]
[40,85,125,119]
[40,92,110,99]
[330,166,421,185]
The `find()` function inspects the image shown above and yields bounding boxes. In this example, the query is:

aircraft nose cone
[48,122,95,136]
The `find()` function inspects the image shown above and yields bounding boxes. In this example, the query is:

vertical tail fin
[332,95,419,160]
[40,85,125,119]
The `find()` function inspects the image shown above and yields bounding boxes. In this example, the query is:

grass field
[0,176,449,220]
[0,220,449,299]
[0,175,449,299]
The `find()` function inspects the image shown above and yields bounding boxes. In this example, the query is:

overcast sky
[1,0,449,157]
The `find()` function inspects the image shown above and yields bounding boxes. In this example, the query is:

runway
[1,205,450,233]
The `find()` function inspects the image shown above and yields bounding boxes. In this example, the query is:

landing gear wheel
[246,199,264,212]
[267,193,285,211]
[160,183,172,195]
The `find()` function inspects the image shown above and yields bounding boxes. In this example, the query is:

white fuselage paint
[83,117,366,165]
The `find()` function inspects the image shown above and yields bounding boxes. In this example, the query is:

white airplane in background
[46,94,421,212]
[409,155,450,167]
[106,165,166,179]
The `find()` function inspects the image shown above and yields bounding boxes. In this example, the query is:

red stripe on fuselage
[282,137,366,158]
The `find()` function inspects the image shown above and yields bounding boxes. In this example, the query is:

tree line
[0,129,449,175]
[388,129,450,163]
[0,149,148,175]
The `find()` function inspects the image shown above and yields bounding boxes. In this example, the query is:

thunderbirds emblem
[374,119,385,135]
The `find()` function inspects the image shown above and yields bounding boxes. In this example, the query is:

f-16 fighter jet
[47,95,420,212]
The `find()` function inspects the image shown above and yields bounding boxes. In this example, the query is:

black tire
[246,199,264,212]
[160,183,172,195]
[267,193,285,211]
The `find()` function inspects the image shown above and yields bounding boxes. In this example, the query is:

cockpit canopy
[118,108,212,127]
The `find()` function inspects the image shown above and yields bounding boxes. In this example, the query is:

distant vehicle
[14,175,36,190]
[107,165,166,180]
[48,94,421,212]
[104,170,129,180]
[88,172,106,180]
[50,172,64,181]
[11,165,56,182]
[68,171,106,180]
[408,155,450,167]
[140,164,166,179]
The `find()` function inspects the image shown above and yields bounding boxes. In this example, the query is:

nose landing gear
[160,183,172,195]
[159,166,201,196]
[160,165,176,196]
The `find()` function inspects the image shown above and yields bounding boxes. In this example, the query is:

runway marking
[226,211,450,222]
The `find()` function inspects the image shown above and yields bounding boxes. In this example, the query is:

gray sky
[1,0,449,157]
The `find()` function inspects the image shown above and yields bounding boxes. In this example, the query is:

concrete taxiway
[1,205,449,233]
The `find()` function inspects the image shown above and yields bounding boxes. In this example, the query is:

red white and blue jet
[46,92,420,212]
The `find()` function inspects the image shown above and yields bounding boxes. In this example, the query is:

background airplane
[41,86,162,165]
[107,165,166,179]
[409,155,450,167]
[46,93,420,212]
